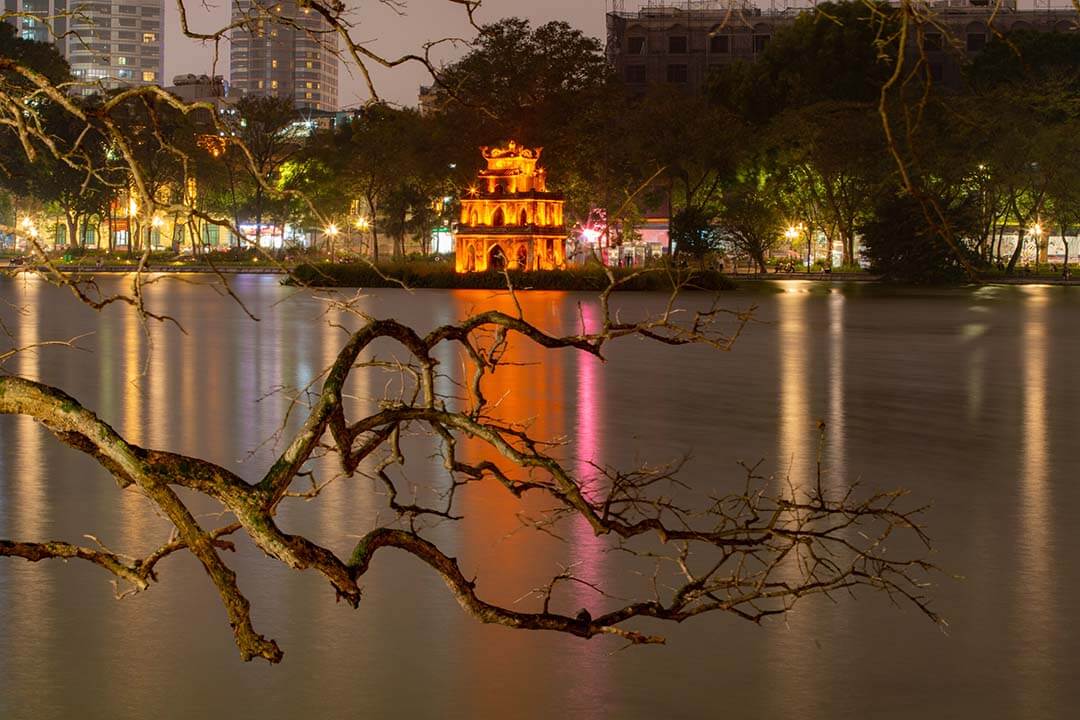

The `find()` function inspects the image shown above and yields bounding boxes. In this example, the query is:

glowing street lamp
[1029,221,1044,272]
[151,215,164,229]
[784,223,808,273]
[325,223,340,262]
[354,216,370,231]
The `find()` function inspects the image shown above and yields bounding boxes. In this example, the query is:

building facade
[4,0,164,90]
[455,142,567,273]
[606,0,1078,93]
[229,0,339,111]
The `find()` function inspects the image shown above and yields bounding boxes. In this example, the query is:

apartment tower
[229,0,339,111]
[4,0,164,90]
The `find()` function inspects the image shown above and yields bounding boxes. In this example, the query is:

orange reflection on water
[8,275,54,705]
[768,282,825,717]
[777,285,810,484]
[447,290,609,716]
[1017,287,1054,714]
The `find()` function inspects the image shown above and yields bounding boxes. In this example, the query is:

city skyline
[165,0,608,107]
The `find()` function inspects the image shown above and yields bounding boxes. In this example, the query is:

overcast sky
[165,0,611,108]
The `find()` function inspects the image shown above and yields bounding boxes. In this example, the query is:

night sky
[165,0,611,107]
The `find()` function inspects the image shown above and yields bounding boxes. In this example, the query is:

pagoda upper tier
[455,141,566,272]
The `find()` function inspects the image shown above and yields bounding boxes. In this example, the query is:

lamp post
[19,217,38,253]
[784,225,799,274]
[784,223,807,274]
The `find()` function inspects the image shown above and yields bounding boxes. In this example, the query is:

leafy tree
[709,1,896,121]
[0,22,71,88]
[767,101,887,266]
[632,87,745,254]
[860,190,979,283]
[715,174,785,273]
[229,96,300,247]
[967,30,1080,93]
[670,206,721,260]
[434,18,611,143]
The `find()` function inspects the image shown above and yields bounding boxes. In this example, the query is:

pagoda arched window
[492,208,505,227]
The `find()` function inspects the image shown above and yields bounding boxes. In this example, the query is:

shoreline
[9,265,1080,287]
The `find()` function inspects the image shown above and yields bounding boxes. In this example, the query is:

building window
[666,64,688,83]
[117,57,127,65]
[966,33,986,52]
[305,92,313,99]
[142,31,156,43]
[668,36,688,54]
[924,33,942,52]
[118,69,132,79]
[305,81,313,88]
[625,65,646,83]
[627,36,646,55]
[753,34,770,53]
[709,35,729,53]
[929,62,943,82]
[119,17,136,27]
[305,61,313,69]
[257,80,264,89]
[271,59,278,68]
[270,80,278,89]
[142,70,155,82]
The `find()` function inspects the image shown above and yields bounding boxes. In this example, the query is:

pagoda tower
[455,142,566,273]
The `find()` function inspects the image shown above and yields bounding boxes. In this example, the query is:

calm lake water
[0,275,1078,720]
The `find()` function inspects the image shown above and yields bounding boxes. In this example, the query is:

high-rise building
[229,0,339,111]
[3,0,165,90]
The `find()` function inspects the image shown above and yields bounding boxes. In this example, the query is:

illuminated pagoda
[455,141,566,272]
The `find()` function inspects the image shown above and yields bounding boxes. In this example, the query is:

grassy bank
[288,262,736,292]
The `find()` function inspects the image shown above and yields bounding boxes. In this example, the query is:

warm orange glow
[456,141,566,273]
[197,134,228,159]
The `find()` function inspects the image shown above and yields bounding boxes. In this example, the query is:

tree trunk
[255,185,264,249]
[65,212,77,250]
[1062,223,1070,279]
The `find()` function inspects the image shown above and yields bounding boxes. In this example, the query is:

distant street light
[784,223,808,273]
[1030,221,1044,272]
[325,223,340,263]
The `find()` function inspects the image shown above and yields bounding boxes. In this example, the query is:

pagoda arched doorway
[516,244,529,270]
[492,208,505,227]
[489,244,506,271]
[466,244,476,272]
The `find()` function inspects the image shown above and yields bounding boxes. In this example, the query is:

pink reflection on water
[567,300,611,714]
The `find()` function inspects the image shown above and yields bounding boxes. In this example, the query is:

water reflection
[1016,286,1055,714]
[828,289,846,486]
[769,282,823,717]
[7,276,54,714]
[446,291,610,716]
[2,277,1080,719]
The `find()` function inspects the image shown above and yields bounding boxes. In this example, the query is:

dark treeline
[2,3,1078,281]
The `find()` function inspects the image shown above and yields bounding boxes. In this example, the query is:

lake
[0,275,1077,719]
